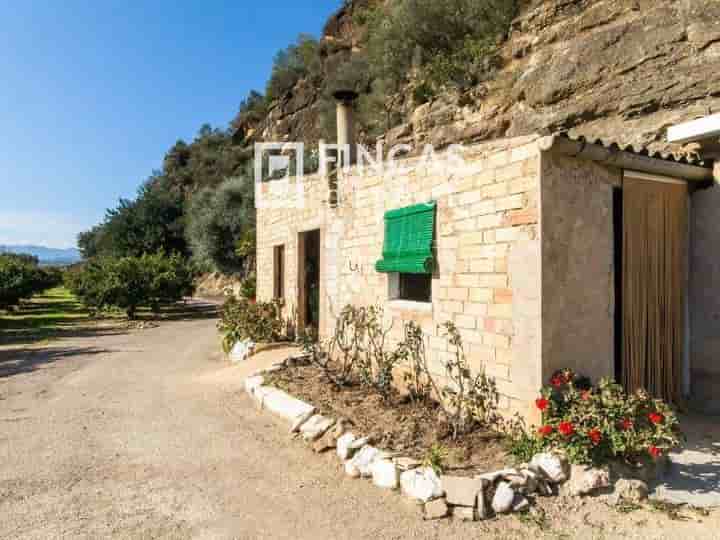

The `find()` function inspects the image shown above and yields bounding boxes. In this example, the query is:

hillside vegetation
[78,0,720,283]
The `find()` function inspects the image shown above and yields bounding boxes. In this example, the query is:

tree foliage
[65,252,195,319]
[266,34,320,101]
[0,254,63,309]
[78,125,250,261]
[185,177,255,276]
[365,0,518,92]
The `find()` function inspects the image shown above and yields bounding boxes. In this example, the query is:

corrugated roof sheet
[558,132,706,166]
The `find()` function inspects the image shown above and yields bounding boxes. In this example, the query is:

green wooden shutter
[376,201,436,274]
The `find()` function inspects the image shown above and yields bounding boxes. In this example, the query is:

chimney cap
[332,89,359,103]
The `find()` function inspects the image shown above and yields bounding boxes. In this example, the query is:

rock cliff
[241,0,720,155]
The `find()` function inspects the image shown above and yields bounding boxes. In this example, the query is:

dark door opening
[613,187,623,382]
[298,229,321,337]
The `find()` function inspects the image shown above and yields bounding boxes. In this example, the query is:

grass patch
[0,287,91,344]
[0,287,217,347]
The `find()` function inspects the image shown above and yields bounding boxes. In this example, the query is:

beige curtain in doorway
[622,175,687,404]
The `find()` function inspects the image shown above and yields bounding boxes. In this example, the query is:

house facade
[256,127,717,421]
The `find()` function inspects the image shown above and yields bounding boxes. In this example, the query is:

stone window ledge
[387,299,433,312]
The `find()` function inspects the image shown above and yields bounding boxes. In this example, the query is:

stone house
[255,104,719,421]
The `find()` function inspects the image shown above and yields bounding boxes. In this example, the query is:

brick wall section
[256,135,542,416]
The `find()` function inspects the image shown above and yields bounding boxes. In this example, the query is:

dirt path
[1,302,718,540]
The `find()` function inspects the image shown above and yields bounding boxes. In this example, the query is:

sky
[0,0,341,248]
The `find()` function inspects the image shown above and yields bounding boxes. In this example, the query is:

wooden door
[622,174,688,403]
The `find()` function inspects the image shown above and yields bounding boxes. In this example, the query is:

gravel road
[1,301,717,539]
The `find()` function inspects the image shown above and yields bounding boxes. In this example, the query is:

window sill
[387,299,433,312]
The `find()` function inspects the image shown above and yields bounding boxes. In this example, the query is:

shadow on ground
[0,345,111,378]
[0,294,218,346]
[652,413,720,508]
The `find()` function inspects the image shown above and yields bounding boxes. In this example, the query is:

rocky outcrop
[242,0,720,155]
[444,0,720,154]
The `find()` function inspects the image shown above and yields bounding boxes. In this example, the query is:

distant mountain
[0,245,82,265]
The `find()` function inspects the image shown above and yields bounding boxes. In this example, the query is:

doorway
[298,229,321,337]
[621,172,688,404]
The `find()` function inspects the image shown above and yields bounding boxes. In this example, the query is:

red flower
[550,374,565,388]
[588,428,602,446]
[558,421,575,437]
[535,398,549,412]
[581,390,592,401]
[648,412,664,425]
[538,425,554,437]
[620,418,634,431]
[648,446,662,458]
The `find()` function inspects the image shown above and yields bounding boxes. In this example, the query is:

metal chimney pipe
[333,90,358,166]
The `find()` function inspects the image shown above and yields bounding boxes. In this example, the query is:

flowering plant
[527,369,682,465]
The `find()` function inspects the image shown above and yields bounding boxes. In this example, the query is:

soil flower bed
[265,363,509,474]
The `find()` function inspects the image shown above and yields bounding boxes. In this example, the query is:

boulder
[536,478,554,496]
[611,479,649,505]
[563,464,611,496]
[477,468,520,483]
[289,409,315,434]
[518,469,539,495]
[260,388,316,425]
[348,446,388,478]
[300,415,335,442]
[345,460,361,479]
[230,339,255,362]
[371,459,400,489]
[441,475,484,507]
[424,498,449,520]
[491,482,515,514]
[400,467,444,502]
[244,375,264,395]
[348,436,371,451]
[530,452,570,484]
[336,433,357,460]
[512,494,530,512]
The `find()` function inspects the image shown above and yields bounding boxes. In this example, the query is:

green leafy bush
[266,34,320,101]
[511,369,683,465]
[186,177,255,275]
[65,252,195,319]
[365,0,518,91]
[218,296,284,353]
[0,254,63,309]
[239,273,256,300]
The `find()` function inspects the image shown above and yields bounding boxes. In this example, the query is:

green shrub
[266,34,320,101]
[231,90,267,131]
[0,255,62,309]
[366,0,518,91]
[511,369,683,465]
[66,252,195,319]
[186,177,255,275]
[239,273,256,300]
[218,296,284,352]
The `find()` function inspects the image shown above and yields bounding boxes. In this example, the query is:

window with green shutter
[376,201,436,274]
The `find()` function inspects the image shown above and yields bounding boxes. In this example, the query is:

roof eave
[538,134,714,183]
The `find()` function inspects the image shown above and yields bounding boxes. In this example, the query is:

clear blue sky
[0,1,341,248]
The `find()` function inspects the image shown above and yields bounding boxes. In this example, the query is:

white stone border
[243,356,631,521]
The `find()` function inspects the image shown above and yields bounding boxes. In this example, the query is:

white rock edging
[230,339,256,362]
[244,367,636,523]
[400,467,444,502]
[371,459,400,489]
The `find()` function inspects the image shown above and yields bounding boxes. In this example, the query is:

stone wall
[689,183,720,413]
[256,135,543,414]
[539,152,619,386]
